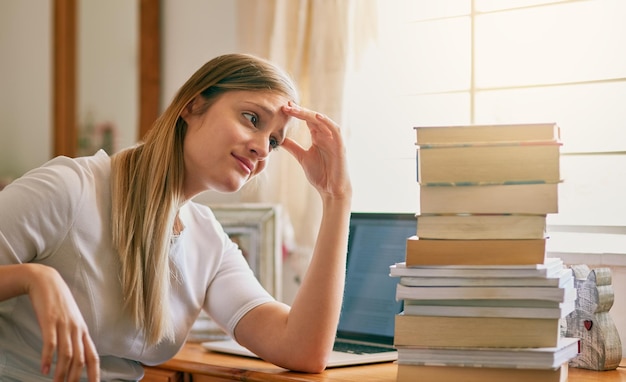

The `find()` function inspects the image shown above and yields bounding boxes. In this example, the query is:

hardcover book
[419,182,559,214]
[394,314,562,348]
[416,214,547,240]
[414,122,561,145]
[397,363,568,382]
[405,236,546,266]
[416,142,561,185]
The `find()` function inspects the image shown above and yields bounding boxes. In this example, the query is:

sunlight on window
[475,82,626,152]
[476,0,560,12]
[547,232,626,255]
[396,17,471,94]
[403,0,469,20]
[475,0,626,87]
[346,0,626,239]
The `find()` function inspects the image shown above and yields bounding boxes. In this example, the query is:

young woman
[0,53,352,381]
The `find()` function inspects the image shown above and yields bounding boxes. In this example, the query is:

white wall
[162,0,244,205]
[78,0,138,154]
[161,0,238,106]
[0,0,52,179]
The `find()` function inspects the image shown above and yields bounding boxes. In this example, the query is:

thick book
[416,141,561,185]
[394,314,562,347]
[389,257,564,278]
[416,214,547,240]
[397,363,568,382]
[396,337,579,369]
[395,283,576,303]
[419,182,559,214]
[402,299,576,319]
[405,236,546,266]
[398,267,573,288]
[414,122,561,145]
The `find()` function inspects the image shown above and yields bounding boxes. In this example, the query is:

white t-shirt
[0,150,274,381]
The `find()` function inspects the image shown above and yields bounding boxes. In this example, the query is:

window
[344,0,626,260]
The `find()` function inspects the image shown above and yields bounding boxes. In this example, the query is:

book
[416,214,547,240]
[403,298,571,309]
[414,122,561,146]
[394,314,562,347]
[399,266,573,288]
[419,182,559,214]
[402,299,576,319]
[405,236,546,266]
[397,363,568,382]
[396,337,579,369]
[416,141,561,185]
[395,283,575,303]
[389,257,564,278]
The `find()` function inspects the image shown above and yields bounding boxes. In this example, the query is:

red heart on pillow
[584,320,593,331]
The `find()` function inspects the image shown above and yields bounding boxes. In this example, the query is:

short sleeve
[0,156,87,265]
[180,202,275,335]
[204,232,274,337]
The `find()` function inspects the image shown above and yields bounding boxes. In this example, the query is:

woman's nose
[249,134,270,159]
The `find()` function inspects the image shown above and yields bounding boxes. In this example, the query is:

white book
[395,282,576,303]
[402,299,576,319]
[390,257,564,279]
[396,337,579,369]
[399,267,573,287]
[404,298,567,308]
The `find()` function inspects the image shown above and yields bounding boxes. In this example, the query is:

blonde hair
[110,53,298,346]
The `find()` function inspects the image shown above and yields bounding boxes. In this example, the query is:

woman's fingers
[283,103,339,139]
[27,264,100,381]
[280,102,350,199]
[84,335,100,381]
[279,137,305,162]
[40,326,56,376]
[53,327,72,381]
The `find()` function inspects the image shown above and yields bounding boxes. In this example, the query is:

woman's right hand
[25,264,100,381]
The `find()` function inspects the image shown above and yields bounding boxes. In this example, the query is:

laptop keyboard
[332,341,394,355]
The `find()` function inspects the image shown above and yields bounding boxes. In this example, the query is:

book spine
[395,284,571,302]
[405,237,546,266]
[416,144,561,184]
[419,182,559,214]
[397,363,568,382]
[394,314,561,348]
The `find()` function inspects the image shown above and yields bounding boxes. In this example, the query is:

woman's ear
[180,97,197,123]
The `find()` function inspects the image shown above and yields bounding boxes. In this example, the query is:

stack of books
[390,123,578,382]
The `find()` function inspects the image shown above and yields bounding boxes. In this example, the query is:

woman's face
[181,90,291,198]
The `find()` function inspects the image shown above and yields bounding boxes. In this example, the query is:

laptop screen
[336,212,416,345]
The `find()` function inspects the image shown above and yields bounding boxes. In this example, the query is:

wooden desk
[145,342,626,382]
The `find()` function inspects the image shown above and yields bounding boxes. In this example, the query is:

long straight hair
[110,54,298,346]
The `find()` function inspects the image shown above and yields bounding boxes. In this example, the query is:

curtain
[236,0,377,272]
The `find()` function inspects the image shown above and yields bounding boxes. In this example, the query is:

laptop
[202,212,416,367]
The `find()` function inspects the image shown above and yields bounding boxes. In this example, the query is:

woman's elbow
[275,346,331,373]
[288,357,329,374]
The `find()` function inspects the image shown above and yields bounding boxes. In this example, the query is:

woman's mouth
[233,154,254,175]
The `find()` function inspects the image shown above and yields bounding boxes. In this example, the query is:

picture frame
[205,203,283,300]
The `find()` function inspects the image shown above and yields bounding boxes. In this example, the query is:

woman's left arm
[233,103,352,373]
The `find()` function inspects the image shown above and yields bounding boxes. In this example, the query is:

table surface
[152,342,626,382]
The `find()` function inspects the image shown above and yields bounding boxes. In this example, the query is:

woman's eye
[243,112,258,126]
[269,137,280,150]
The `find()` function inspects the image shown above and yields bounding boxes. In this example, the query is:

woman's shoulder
[3,150,111,214]
[19,150,110,187]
